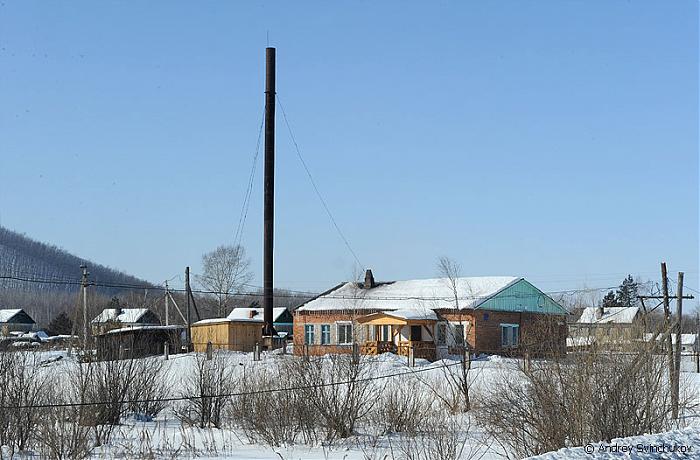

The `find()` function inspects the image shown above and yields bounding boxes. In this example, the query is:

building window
[410,325,423,341]
[379,325,391,342]
[337,323,353,345]
[436,323,447,345]
[453,324,465,346]
[320,324,330,345]
[304,324,315,345]
[501,324,519,347]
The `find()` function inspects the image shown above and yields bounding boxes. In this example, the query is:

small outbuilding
[190,317,263,352]
[0,309,36,336]
[95,325,185,359]
[227,306,294,336]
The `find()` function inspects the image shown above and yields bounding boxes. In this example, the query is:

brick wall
[293,309,382,356]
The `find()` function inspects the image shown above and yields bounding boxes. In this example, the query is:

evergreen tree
[46,311,73,336]
[602,291,617,308]
[615,275,639,308]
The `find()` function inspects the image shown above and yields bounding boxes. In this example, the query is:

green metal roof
[476,279,568,315]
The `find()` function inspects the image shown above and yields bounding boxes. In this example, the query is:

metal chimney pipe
[262,47,276,337]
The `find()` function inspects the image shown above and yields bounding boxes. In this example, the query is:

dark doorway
[410,325,422,341]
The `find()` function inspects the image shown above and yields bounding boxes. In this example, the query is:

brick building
[293,270,568,360]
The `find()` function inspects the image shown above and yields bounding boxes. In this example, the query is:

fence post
[408,346,415,367]
[352,343,360,364]
[164,342,169,361]
[206,341,213,360]
[304,344,309,360]
[281,339,287,355]
[524,351,531,373]
[696,351,699,373]
[254,342,261,361]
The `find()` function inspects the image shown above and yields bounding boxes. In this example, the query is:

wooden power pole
[185,266,191,350]
[80,265,89,348]
[661,262,673,388]
[672,271,684,418]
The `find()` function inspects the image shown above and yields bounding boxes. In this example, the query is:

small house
[293,270,569,361]
[190,316,263,352]
[91,308,161,335]
[568,306,643,348]
[95,325,185,359]
[644,333,698,354]
[0,309,36,336]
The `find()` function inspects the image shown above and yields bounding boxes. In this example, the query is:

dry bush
[231,362,319,446]
[477,322,687,458]
[394,411,476,460]
[175,352,235,428]
[284,354,377,442]
[0,350,49,458]
[125,357,171,421]
[368,377,433,435]
[36,384,93,460]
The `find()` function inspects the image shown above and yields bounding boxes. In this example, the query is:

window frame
[304,324,315,345]
[320,324,331,345]
[500,323,520,348]
[336,322,353,345]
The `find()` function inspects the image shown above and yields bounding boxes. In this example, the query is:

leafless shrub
[175,352,235,428]
[36,384,93,460]
[68,346,146,446]
[395,411,477,460]
[231,362,319,446]
[477,322,688,458]
[126,357,171,421]
[368,377,432,435]
[285,354,377,442]
[0,350,49,458]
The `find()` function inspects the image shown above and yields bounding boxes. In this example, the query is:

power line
[233,109,265,249]
[0,273,649,303]
[276,94,364,270]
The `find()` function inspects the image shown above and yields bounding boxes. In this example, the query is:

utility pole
[164,281,170,327]
[672,271,684,418]
[185,267,191,350]
[81,265,89,348]
[661,262,672,387]
[262,46,277,338]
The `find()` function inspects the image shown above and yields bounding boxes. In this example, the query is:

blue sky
[0,1,697,298]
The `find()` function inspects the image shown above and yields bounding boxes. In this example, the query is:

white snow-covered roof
[105,325,186,335]
[227,307,288,322]
[644,333,697,346]
[385,308,438,321]
[577,307,640,325]
[91,308,154,324]
[297,276,521,312]
[0,309,26,323]
[192,316,264,326]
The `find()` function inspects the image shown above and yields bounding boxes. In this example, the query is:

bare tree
[437,256,473,412]
[199,245,253,317]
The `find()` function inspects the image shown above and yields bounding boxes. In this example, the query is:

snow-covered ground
[6,349,700,459]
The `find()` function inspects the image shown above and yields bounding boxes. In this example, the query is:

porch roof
[357,309,438,326]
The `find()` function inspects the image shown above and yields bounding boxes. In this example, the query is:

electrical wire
[276,94,364,270]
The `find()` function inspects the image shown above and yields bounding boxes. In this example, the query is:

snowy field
[2,348,700,459]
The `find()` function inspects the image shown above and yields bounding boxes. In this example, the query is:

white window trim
[500,323,520,347]
[336,322,353,345]
[304,324,315,345]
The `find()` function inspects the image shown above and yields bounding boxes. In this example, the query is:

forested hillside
[0,226,152,326]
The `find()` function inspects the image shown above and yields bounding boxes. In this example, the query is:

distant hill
[0,226,152,326]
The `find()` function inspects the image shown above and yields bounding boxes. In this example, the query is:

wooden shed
[190,318,263,352]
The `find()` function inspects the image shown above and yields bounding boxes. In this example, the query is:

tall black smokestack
[262,47,276,337]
